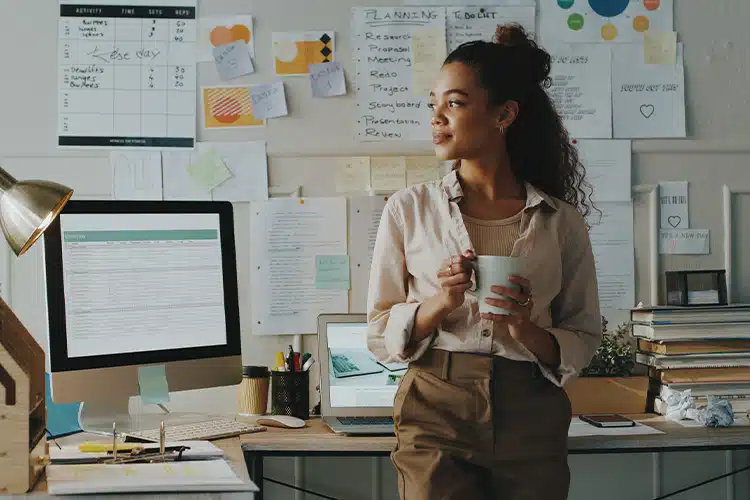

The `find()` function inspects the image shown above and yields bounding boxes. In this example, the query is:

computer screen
[327,323,407,408]
[44,201,242,410]
[59,212,227,358]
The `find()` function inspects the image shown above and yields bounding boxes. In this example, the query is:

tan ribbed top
[462,211,522,257]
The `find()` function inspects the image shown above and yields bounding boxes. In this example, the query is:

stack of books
[631,304,750,414]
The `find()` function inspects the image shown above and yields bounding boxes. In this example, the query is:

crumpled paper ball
[687,396,735,428]
[664,388,695,421]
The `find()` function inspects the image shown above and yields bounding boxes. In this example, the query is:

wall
[1,0,750,499]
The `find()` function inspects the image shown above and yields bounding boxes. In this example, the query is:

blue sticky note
[45,372,82,438]
[315,255,351,289]
[137,365,170,405]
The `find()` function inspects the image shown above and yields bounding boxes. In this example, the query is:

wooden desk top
[240,415,750,455]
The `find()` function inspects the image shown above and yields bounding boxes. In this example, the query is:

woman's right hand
[436,250,475,313]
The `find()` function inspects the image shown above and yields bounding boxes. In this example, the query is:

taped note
[549,44,612,139]
[644,31,677,65]
[336,157,371,193]
[370,157,406,192]
[411,27,447,95]
[660,229,710,255]
[213,40,254,81]
[406,156,440,186]
[659,181,689,229]
[309,62,347,97]
[315,255,351,290]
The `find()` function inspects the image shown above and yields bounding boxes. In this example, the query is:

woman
[366,25,602,500]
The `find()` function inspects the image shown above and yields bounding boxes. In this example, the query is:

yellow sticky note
[336,157,371,193]
[411,27,447,94]
[371,157,406,192]
[406,156,440,187]
[185,149,233,190]
[644,31,677,65]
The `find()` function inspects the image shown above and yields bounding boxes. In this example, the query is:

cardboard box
[564,376,649,415]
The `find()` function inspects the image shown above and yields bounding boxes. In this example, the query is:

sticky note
[644,31,677,65]
[406,156,440,186]
[309,62,347,98]
[185,149,233,190]
[336,157,371,193]
[370,157,406,192]
[411,27,447,94]
[250,81,288,120]
[213,40,255,81]
[315,255,350,289]
[137,365,170,405]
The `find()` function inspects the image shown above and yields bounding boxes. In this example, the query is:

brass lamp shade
[0,168,73,256]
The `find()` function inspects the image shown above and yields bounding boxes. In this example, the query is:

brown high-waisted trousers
[391,348,572,500]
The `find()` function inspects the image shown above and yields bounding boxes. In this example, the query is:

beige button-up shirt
[366,170,602,387]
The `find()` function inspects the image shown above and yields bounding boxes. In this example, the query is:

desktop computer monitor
[43,200,242,432]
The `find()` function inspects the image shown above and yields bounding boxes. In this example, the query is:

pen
[112,422,117,462]
[302,352,311,365]
[302,357,315,371]
[294,352,301,372]
[159,421,165,457]
[287,345,295,373]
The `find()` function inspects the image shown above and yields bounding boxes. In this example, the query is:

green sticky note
[137,365,170,405]
[185,149,233,190]
[315,255,350,289]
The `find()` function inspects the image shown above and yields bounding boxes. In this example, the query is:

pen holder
[271,370,310,420]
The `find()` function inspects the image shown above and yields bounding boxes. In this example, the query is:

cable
[263,476,341,500]
[654,464,750,500]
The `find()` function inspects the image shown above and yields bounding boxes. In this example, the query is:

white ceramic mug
[470,256,524,315]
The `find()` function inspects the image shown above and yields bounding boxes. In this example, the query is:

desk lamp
[0,166,73,493]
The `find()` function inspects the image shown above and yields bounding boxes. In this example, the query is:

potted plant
[564,316,649,415]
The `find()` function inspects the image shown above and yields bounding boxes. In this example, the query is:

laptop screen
[327,322,407,408]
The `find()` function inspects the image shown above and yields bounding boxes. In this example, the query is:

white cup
[471,256,523,315]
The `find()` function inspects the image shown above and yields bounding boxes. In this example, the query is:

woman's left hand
[479,275,534,340]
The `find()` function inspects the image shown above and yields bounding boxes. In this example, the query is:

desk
[240,415,750,500]
[30,433,254,498]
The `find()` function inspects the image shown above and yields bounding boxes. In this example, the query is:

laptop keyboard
[332,355,359,374]
[337,416,394,426]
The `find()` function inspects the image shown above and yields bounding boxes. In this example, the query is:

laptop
[317,314,407,435]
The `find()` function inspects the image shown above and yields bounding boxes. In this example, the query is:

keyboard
[332,355,359,374]
[125,419,266,443]
[337,416,394,426]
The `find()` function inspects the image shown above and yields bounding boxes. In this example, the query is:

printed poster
[273,31,335,76]
[197,15,255,63]
[201,86,264,129]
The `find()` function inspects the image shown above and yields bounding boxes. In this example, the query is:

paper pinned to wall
[162,151,211,201]
[446,6,535,53]
[612,43,686,138]
[659,181,689,229]
[198,141,269,202]
[548,44,612,139]
[353,7,445,141]
[198,15,255,63]
[409,0,532,4]
[184,149,233,191]
[539,0,673,44]
[576,140,631,202]
[406,156,441,186]
[273,30,335,76]
[588,202,635,311]
[213,40,255,81]
[111,152,163,200]
[349,196,388,313]
[644,31,677,65]
[336,157,371,193]
[370,157,406,192]
[411,27,447,95]
[659,229,710,255]
[250,197,348,334]
[250,82,288,120]
[309,62,347,97]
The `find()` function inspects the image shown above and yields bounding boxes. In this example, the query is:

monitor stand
[78,394,228,435]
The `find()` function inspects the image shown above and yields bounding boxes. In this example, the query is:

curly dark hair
[444,24,595,219]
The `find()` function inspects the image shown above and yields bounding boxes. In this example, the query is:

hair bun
[494,23,551,87]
